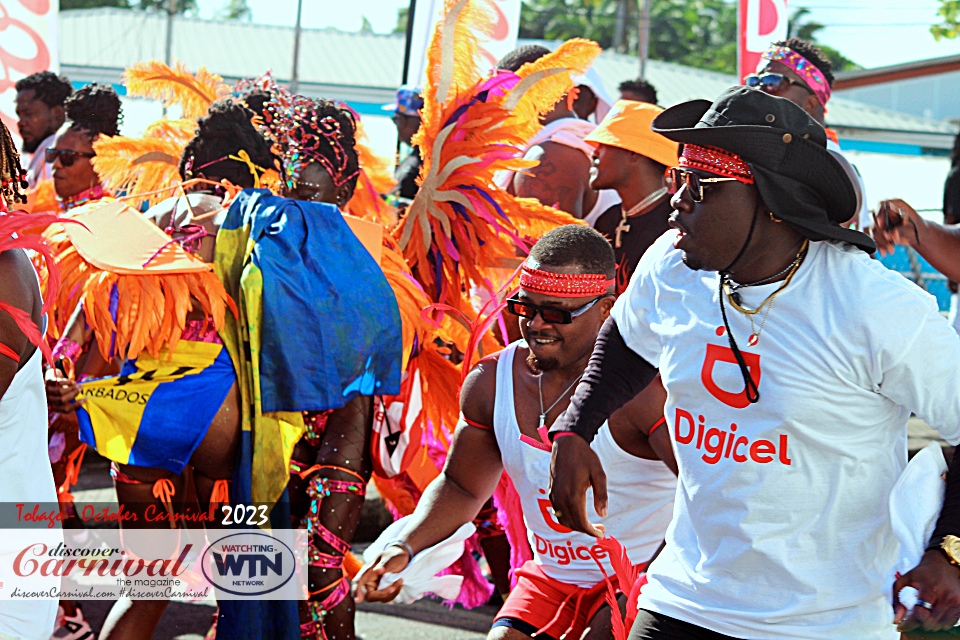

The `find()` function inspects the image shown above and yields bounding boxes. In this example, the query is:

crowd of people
[3,8,960,640]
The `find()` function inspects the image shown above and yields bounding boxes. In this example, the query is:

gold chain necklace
[723,240,809,346]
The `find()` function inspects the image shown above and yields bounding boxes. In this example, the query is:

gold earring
[769,211,782,223]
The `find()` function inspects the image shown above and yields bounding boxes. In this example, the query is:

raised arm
[872,198,960,282]
[355,356,505,603]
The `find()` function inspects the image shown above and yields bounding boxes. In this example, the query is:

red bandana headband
[761,45,831,107]
[519,265,615,298]
[679,145,755,185]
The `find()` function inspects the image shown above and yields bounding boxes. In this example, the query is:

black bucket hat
[651,85,875,254]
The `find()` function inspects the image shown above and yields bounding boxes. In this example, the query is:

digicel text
[674,408,792,466]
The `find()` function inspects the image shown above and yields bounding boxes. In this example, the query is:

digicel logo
[700,328,761,409]
[678,330,791,466]
[674,408,791,466]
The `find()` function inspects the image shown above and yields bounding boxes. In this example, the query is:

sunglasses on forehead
[744,73,814,97]
[506,295,612,325]
[45,148,96,167]
[668,167,739,203]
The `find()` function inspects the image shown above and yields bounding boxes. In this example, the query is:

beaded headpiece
[680,145,755,185]
[263,92,360,190]
[760,45,831,107]
[519,265,615,298]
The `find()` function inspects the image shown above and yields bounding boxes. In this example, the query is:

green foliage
[394,6,409,34]
[788,8,860,71]
[220,0,251,20]
[360,16,375,33]
[61,0,131,8]
[512,0,860,76]
[933,0,960,40]
[137,0,197,12]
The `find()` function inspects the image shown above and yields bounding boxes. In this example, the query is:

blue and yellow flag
[214,190,402,507]
[76,341,235,473]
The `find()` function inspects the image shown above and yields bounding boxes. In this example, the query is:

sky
[192,0,960,70]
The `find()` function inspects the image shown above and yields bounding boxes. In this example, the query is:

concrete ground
[67,451,496,639]
[62,418,952,639]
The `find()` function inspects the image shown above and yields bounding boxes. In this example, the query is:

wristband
[385,539,415,560]
[551,431,581,442]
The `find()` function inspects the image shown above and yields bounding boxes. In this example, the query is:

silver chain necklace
[538,373,583,430]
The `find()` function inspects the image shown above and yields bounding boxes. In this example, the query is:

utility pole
[613,0,628,53]
[291,0,304,93]
[400,0,417,85]
[638,0,652,79]
[164,0,176,65]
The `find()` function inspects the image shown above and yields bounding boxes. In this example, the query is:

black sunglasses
[506,295,612,325]
[45,148,96,167]
[744,73,814,96]
[669,168,738,203]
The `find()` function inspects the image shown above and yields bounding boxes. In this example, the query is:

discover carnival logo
[202,532,297,597]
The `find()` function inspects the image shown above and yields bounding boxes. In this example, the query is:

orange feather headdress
[395,0,597,310]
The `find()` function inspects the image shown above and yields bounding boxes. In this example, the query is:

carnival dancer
[259,92,403,640]
[745,38,870,231]
[585,100,679,289]
[43,100,273,640]
[356,225,676,640]
[547,86,960,639]
[15,72,73,189]
[0,118,62,640]
[495,45,620,226]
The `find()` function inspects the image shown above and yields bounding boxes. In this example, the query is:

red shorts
[494,561,625,640]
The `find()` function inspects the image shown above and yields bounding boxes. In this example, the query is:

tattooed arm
[514,142,594,218]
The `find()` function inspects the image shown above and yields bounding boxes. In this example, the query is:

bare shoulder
[460,352,502,427]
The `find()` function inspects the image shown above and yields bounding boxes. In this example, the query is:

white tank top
[0,256,59,639]
[493,341,676,588]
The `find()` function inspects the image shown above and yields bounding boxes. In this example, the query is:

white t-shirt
[493,341,676,588]
[25,133,55,190]
[612,232,960,640]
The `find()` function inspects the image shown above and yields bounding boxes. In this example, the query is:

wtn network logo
[202,532,299,598]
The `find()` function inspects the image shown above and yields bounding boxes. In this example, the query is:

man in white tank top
[356,226,676,640]
[0,242,60,637]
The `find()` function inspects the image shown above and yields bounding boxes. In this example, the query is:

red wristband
[551,431,581,441]
[648,416,666,436]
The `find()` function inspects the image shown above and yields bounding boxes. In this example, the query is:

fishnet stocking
[289,395,373,640]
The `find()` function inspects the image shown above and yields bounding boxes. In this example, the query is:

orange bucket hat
[585,100,679,168]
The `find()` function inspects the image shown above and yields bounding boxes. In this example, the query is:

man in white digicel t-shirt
[548,86,960,639]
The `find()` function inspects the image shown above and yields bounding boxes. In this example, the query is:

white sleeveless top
[493,341,676,588]
[0,256,59,639]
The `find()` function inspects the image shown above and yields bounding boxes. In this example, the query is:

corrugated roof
[60,8,956,140]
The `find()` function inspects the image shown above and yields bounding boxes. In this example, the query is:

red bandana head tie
[519,265,615,298]
[679,145,755,185]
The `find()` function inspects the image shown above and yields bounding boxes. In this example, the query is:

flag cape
[214,189,402,506]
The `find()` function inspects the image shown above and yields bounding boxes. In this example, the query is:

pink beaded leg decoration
[290,462,366,640]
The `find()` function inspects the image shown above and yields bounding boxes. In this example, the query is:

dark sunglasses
[46,148,96,167]
[668,167,738,203]
[506,295,612,325]
[744,73,814,96]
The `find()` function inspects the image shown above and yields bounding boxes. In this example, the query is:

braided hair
[179,99,278,189]
[0,119,27,206]
[64,83,123,140]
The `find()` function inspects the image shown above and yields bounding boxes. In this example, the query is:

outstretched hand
[353,545,410,604]
[548,434,607,538]
[894,550,960,632]
[872,199,924,256]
